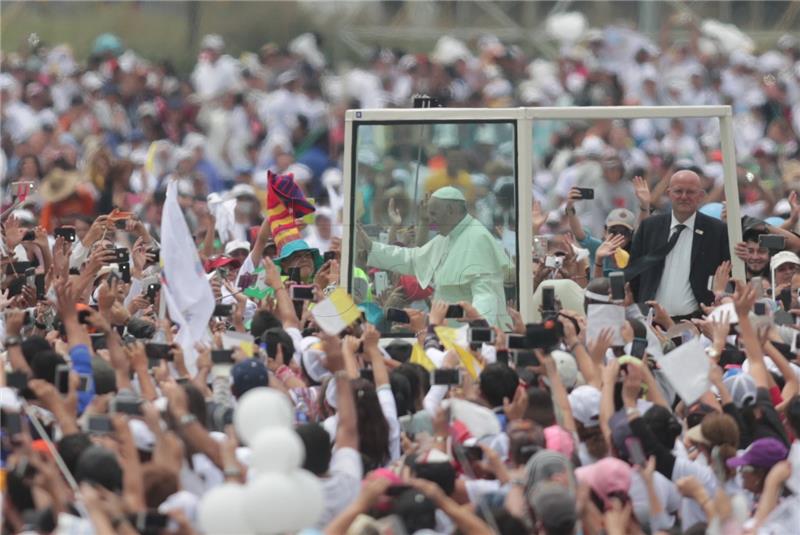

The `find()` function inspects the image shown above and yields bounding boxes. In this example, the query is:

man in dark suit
[627,170,730,320]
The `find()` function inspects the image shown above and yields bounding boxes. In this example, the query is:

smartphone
[290,285,315,301]
[631,338,648,359]
[754,302,768,316]
[609,271,626,302]
[78,374,91,392]
[149,248,160,264]
[431,369,461,385]
[21,230,35,241]
[118,262,131,283]
[144,343,172,361]
[5,261,32,275]
[625,436,647,467]
[373,271,389,296]
[386,308,410,324]
[323,251,337,262]
[114,219,128,230]
[359,368,374,382]
[464,445,484,462]
[34,273,45,300]
[211,349,234,365]
[6,277,26,298]
[576,187,595,200]
[87,415,113,434]
[514,351,540,368]
[445,304,464,319]
[6,371,28,391]
[468,327,495,344]
[238,273,256,290]
[793,332,800,353]
[112,398,143,416]
[525,322,561,349]
[146,283,161,303]
[55,364,70,394]
[778,288,792,311]
[671,336,683,347]
[132,512,169,532]
[287,267,301,283]
[507,334,527,350]
[542,286,556,313]
[724,281,735,295]
[54,227,76,242]
[759,234,785,250]
[213,304,233,317]
[2,411,22,436]
[750,277,764,298]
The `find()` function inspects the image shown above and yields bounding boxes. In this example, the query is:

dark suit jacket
[627,212,730,307]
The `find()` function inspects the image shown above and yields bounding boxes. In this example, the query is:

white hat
[568,385,601,428]
[432,186,466,202]
[286,163,312,184]
[80,72,104,92]
[230,183,257,199]
[771,251,800,270]
[757,51,788,74]
[224,240,250,256]
[201,34,224,51]
[579,135,606,157]
[183,132,206,151]
[11,209,36,225]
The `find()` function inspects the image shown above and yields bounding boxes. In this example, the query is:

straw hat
[39,168,80,203]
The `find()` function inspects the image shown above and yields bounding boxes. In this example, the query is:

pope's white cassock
[365,188,512,327]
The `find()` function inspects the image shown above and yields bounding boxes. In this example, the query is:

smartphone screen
[87,415,113,434]
[213,304,233,317]
[515,351,540,368]
[55,364,70,394]
[542,287,555,312]
[468,328,495,344]
[507,334,527,350]
[211,349,234,364]
[609,271,626,302]
[445,304,464,319]
[54,227,76,242]
[373,271,389,296]
[112,398,142,416]
[144,343,172,361]
[386,308,410,324]
[323,251,336,262]
[754,302,767,316]
[7,371,28,391]
[431,369,460,385]
[359,368,374,382]
[2,411,22,436]
[287,267,301,283]
[290,285,315,301]
[34,273,45,300]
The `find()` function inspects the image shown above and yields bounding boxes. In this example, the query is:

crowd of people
[2,10,800,535]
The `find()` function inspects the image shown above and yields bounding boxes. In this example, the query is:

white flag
[161,180,214,373]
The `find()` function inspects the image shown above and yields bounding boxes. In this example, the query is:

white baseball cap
[568,385,601,428]
[224,240,250,256]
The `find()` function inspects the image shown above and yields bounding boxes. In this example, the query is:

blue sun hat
[273,239,323,272]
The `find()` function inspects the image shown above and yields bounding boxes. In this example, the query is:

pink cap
[544,425,575,458]
[575,457,631,504]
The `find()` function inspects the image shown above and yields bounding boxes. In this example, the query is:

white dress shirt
[655,212,698,316]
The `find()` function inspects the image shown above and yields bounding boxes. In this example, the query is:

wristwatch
[625,406,640,418]
[4,336,22,348]
[178,413,198,427]
[705,347,721,360]
[565,207,576,216]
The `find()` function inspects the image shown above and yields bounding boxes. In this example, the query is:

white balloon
[198,483,251,534]
[250,427,305,474]
[242,473,303,534]
[292,470,325,529]
[234,387,293,445]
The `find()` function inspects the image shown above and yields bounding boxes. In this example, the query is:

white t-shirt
[316,447,363,528]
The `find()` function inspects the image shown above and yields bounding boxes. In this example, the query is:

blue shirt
[69,344,95,414]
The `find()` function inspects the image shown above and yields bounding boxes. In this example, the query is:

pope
[356,186,512,327]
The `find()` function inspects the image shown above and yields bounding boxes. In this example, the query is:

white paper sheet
[586,304,626,347]
[657,338,710,405]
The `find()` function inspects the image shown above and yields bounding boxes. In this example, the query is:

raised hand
[596,234,627,260]
[632,175,651,210]
[387,197,402,226]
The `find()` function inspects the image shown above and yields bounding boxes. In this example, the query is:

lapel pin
[695,229,704,235]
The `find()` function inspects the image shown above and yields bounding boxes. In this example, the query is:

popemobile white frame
[340,106,743,324]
